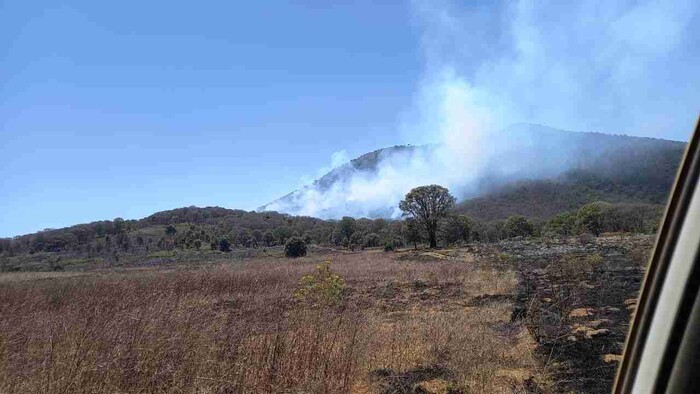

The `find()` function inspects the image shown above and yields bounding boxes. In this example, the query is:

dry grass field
[0,248,544,393]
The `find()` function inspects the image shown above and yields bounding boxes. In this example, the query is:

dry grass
[0,249,542,393]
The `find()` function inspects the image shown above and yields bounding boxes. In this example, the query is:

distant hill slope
[261,123,685,219]
[258,144,433,216]
[457,128,684,220]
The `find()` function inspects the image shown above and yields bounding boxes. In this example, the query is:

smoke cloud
[263,0,699,219]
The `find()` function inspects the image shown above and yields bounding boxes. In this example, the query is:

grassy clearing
[0,249,543,393]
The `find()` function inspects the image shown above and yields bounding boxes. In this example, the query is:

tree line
[0,187,663,261]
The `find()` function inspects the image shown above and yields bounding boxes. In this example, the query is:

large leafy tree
[399,185,455,248]
[338,217,357,240]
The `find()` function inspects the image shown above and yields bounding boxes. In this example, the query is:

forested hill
[457,130,685,220]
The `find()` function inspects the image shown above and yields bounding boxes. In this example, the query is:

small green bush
[294,261,344,306]
[285,237,307,258]
[384,242,395,252]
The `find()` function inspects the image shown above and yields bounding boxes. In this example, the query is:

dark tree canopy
[165,225,177,237]
[218,238,231,252]
[502,215,534,238]
[338,217,356,240]
[399,185,455,248]
[284,237,307,258]
[404,218,423,249]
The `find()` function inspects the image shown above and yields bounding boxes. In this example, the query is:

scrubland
[0,248,542,393]
[0,234,653,393]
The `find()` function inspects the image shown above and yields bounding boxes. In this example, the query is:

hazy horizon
[2,0,699,237]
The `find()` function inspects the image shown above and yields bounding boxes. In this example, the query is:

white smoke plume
[263,0,699,219]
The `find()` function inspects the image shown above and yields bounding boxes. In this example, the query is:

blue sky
[1,1,422,236]
[1,0,699,237]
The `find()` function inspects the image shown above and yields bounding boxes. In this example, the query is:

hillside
[0,124,685,270]
[258,144,431,215]
[262,123,685,220]
[457,132,684,220]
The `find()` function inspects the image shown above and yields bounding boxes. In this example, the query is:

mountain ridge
[260,123,685,219]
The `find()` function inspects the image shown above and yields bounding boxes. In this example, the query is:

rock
[604,354,623,363]
[569,308,594,318]
[588,319,612,328]
[586,329,610,338]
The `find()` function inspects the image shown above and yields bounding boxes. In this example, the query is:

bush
[285,237,307,258]
[362,233,380,248]
[384,236,403,252]
[503,216,533,238]
[576,202,610,236]
[218,238,231,252]
[293,261,344,306]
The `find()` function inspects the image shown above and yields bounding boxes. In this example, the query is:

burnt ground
[491,235,653,393]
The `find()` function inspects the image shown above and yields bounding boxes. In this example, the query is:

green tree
[273,226,292,245]
[113,217,126,234]
[544,212,577,236]
[349,232,363,246]
[263,231,275,246]
[404,218,423,249]
[399,185,455,248]
[441,215,472,245]
[338,217,356,240]
[362,233,380,247]
[503,216,534,238]
[165,225,177,237]
[252,229,263,247]
[193,239,202,250]
[237,229,253,247]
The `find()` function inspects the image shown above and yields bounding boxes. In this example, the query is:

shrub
[218,238,231,252]
[303,233,313,245]
[362,233,380,248]
[384,237,403,252]
[349,232,363,246]
[576,202,611,236]
[503,216,533,238]
[285,237,307,258]
[263,231,275,246]
[293,261,345,306]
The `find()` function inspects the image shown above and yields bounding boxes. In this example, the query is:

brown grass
[0,249,542,393]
